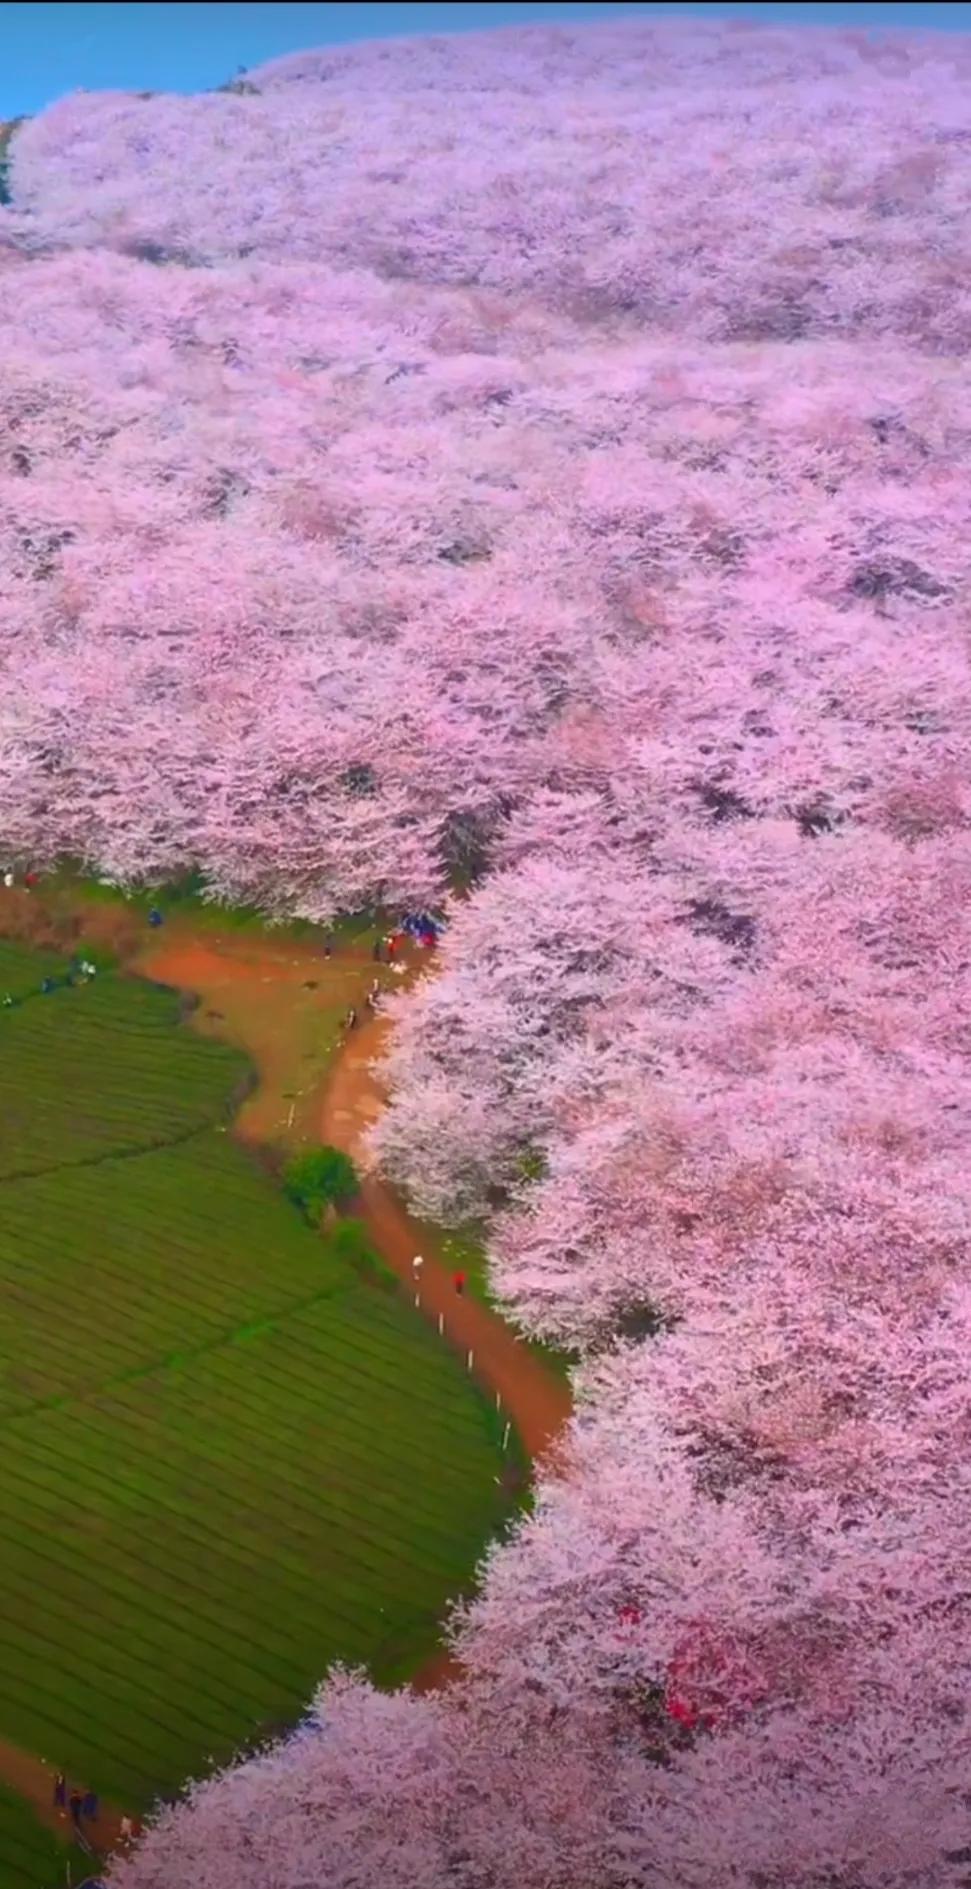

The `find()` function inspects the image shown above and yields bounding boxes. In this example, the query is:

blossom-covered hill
[1,15,969,1888]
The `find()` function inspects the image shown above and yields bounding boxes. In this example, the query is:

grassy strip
[39,864,373,947]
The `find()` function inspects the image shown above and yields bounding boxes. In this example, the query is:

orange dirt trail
[318,1000,570,1463]
[134,924,571,1466]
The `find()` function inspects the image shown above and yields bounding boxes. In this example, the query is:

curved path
[134,926,570,1465]
[318,1001,569,1464]
[0,900,572,1854]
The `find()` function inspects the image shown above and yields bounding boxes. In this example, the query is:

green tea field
[0,941,509,1843]
[0,1785,68,1889]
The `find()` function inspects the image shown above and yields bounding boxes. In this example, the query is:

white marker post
[467,1349,474,1372]
[502,1422,511,1451]
[438,1312,444,1336]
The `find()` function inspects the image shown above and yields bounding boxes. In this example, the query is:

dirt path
[319,1004,570,1463]
[0,1733,134,1851]
[129,923,569,1461]
[0,899,572,1848]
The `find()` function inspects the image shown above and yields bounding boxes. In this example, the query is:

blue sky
[2,1,971,119]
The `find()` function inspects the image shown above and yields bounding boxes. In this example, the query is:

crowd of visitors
[53,1769,114,1844]
[373,911,444,964]
[53,1765,139,1858]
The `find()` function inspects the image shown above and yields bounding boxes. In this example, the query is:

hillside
[0,16,968,1889]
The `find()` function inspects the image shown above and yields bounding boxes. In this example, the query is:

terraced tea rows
[0,947,244,1181]
[0,1785,66,1889]
[0,946,508,1850]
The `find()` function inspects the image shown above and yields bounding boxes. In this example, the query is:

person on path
[69,1789,83,1830]
[83,1788,99,1821]
[412,1254,424,1279]
[41,977,55,994]
[386,933,398,959]
[372,937,384,963]
[2,870,12,889]
[345,1006,358,1031]
[53,1771,66,1809]
[119,1814,134,1843]
[24,870,38,889]
[454,1271,466,1296]
[147,907,164,928]
[322,934,333,959]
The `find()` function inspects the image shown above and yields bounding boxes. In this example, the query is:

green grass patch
[0,939,75,1004]
[38,865,375,948]
[0,944,510,1811]
[0,1783,69,1889]
[0,967,245,1183]
[439,1227,577,1384]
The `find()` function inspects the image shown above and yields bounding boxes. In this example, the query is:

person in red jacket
[453,1271,466,1296]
